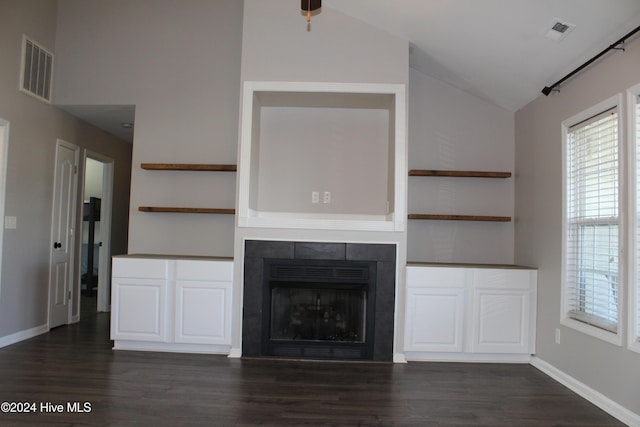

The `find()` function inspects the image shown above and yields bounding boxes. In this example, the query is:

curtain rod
[541,25,640,96]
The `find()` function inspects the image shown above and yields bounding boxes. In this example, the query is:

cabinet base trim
[404,351,532,363]
[113,340,231,355]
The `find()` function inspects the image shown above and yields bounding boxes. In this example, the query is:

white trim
[627,82,640,354]
[530,356,640,426]
[405,352,531,363]
[113,340,232,355]
[0,119,8,303]
[393,352,407,363]
[78,150,115,315]
[236,81,407,233]
[0,324,48,349]
[227,347,242,358]
[560,94,624,347]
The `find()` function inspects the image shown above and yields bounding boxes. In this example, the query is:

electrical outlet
[323,191,331,204]
[312,191,319,203]
[555,328,561,344]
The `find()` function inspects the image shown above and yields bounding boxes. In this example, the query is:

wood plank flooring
[0,298,624,426]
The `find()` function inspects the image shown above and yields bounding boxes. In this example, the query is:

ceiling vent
[544,19,576,42]
[20,35,53,103]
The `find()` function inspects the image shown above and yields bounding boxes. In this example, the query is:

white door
[49,140,79,328]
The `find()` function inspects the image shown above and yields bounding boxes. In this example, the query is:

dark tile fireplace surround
[242,240,396,362]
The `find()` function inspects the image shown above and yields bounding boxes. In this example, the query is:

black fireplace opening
[262,259,376,360]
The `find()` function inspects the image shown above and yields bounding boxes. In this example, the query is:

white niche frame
[236,81,407,232]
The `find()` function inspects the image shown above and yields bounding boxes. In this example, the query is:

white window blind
[566,107,619,333]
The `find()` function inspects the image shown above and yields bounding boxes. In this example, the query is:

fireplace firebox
[242,241,396,362]
[263,259,376,360]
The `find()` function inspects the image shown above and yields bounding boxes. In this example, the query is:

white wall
[407,68,515,264]
[83,158,103,202]
[515,38,640,416]
[54,0,244,257]
[0,0,132,341]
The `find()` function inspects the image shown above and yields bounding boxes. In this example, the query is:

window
[563,99,621,340]
[632,88,640,350]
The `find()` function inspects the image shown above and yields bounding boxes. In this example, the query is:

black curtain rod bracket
[542,25,640,96]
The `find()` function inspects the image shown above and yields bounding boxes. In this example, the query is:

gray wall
[54,0,244,257]
[53,0,516,264]
[0,0,132,339]
[408,68,515,264]
[515,38,640,414]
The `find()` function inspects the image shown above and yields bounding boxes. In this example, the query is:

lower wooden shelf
[408,214,511,222]
[139,207,235,215]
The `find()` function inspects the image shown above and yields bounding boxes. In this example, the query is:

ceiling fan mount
[301,0,321,12]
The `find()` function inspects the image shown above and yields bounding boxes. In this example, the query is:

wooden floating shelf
[141,163,237,172]
[408,214,512,222]
[409,170,511,178]
[139,207,236,215]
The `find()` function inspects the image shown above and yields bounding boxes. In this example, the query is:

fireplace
[243,240,396,361]
[263,259,376,359]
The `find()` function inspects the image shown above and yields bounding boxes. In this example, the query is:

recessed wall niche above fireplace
[242,240,396,361]
[236,81,407,233]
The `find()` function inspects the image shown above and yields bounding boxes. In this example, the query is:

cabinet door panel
[405,287,464,352]
[174,281,231,345]
[471,290,529,354]
[111,278,167,341]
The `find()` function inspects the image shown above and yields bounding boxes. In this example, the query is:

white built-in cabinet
[111,256,233,354]
[404,264,537,362]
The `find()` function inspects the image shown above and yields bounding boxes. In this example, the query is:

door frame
[0,119,9,300]
[77,150,114,315]
[48,139,80,328]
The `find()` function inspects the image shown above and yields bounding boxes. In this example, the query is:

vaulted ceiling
[60,1,640,143]
[326,0,640,112]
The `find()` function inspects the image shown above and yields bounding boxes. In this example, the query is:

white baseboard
[530,356,640,426]
[393,352,407,363]
[0,324,48,349]
[228,347,242,358]
[112,340,232,355]
[405,351,531,363]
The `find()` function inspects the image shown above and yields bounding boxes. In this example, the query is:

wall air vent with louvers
[20,35,53,103]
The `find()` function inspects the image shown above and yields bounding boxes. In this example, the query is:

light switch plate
[5,216,17,229]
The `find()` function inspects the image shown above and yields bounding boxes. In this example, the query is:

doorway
[78,151,114,318]
[49,139,79,329]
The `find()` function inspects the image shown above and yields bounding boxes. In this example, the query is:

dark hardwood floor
[0,298,624,426]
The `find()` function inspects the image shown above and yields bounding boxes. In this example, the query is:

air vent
[544,19,576,42]
[20,35,53,103]
[270,261,370,282]
[335,267,368,280]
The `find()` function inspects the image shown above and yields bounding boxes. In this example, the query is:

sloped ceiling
[325,0,640,112]
[59,1,640,142]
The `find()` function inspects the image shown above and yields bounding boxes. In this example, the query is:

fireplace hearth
[242,241,396,361]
